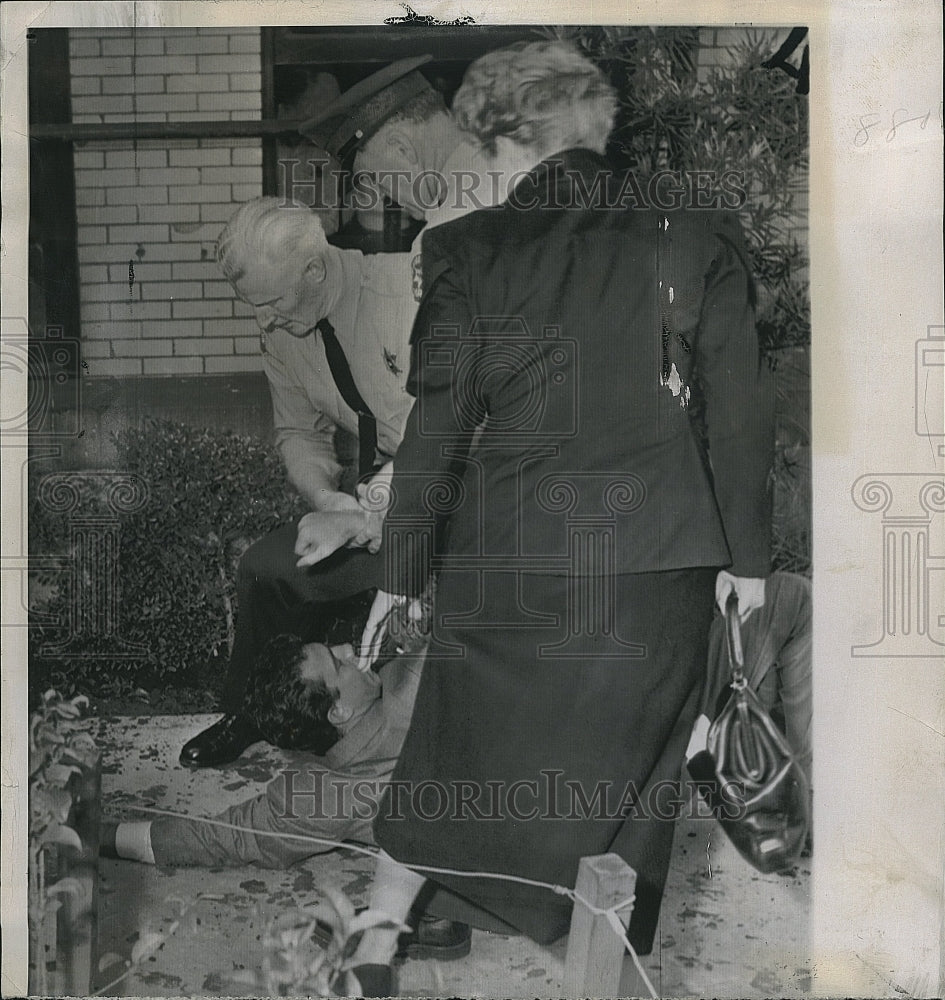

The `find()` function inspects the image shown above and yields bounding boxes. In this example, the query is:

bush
[769,346,811,576]
[29,419,310,702]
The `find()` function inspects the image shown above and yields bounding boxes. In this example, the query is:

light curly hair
[452,40,618,158]
[216,197,332,286]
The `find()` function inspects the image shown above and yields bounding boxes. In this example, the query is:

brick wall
[697,26,788,76]
[70,28,263,377]
[67,27,807,379]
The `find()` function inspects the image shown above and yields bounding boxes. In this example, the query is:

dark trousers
[221,525,383,712]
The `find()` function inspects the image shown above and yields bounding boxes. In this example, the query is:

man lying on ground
[103,619,472,961]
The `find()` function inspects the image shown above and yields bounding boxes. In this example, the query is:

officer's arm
[265,348,358,513]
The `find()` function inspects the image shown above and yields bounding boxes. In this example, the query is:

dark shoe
[179,714,261,768]
[340,963,397,998]
[313,913,471,964]
[99,821,120,859]
[396,914,471,961]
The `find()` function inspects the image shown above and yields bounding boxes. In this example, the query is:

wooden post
[55,756,101,997]
[563,853,637,999]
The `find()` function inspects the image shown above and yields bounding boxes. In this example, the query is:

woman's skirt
[374,565,716,954]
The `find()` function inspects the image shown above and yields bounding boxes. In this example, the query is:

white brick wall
[66,26,806,379]
[70,27,264,377]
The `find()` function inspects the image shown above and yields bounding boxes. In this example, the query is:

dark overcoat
[374,148,774,952]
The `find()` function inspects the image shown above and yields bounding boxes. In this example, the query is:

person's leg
[349,850,426,966]
[182,525,383,767]
[767,573,812,787]
[222,525,384,711]
[144,762,378,868]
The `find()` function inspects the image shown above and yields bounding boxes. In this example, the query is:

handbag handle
[724,591,747,690]
[724,590,765,776]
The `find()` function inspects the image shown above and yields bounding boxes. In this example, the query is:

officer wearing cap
[178,196,417,771]
[302,56,493,243]
[181,59,482,775]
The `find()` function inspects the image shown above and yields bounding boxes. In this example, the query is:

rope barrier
[124,803,659,997]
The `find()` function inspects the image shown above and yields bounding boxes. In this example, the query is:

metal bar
[29,119,310,143]
[260,27,279,196]
[273,25,531,65]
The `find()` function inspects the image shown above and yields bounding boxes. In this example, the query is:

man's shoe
[179,714,261,767]
[396,914,471,961]
[313,913,471,963]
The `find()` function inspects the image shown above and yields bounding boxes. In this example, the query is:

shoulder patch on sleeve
[411,253,423,301]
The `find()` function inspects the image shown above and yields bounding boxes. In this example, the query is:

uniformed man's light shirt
[263,249,416,493]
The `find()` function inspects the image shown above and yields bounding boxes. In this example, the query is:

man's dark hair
[243,633,342,754]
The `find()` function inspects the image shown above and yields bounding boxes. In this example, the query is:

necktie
[316,317,378,481]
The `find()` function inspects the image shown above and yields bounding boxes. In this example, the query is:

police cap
[299,55,436,162]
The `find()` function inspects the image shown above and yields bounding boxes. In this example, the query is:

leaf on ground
[318,885,356,931]
[45,762,82,785]
[98,952,126,973]
[44,823,82,850]
[130,930,165,965]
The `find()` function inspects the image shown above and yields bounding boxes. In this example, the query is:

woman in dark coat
[347,39,774,991]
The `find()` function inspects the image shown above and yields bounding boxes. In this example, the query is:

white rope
[604,908,660,999]
[124,804,660,996]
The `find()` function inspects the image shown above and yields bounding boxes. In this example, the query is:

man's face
[355,128,431,221]
[233,239,342,338]
[298,642,378,720]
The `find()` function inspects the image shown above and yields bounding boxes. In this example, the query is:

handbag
[687,592,810,874]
